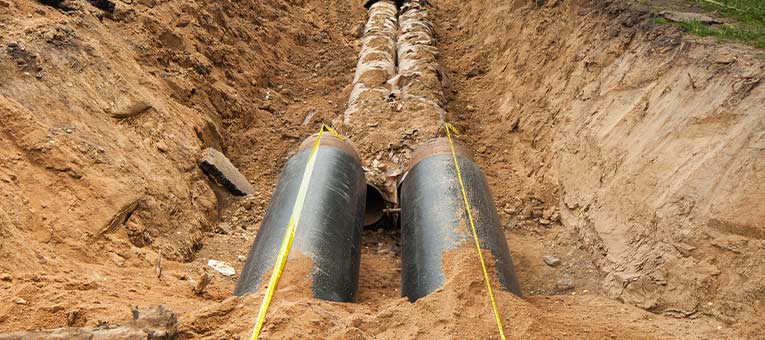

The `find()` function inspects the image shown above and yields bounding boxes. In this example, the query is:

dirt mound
[0,0,763,338]
[0,0,364,331]
[435,0,764,334]
[181,248,723,339]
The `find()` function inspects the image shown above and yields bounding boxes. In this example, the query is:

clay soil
[0,0,763,339]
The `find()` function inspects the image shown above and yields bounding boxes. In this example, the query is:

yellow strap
[445,123,507,340]
[250,124,345,339]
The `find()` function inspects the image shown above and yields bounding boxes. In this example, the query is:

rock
[550,211,561,222]
[672,242,696,256]
[531,208,543,218]
[110,101,153,119]
[86,0,116,13]
[155,140,168,153]
[100,198,141,234]
[38,0,79,11]
[555,278,575,291]
[4,305,177,338]
[0,273,11,282]
[615,272,641,283]
[543,255,561,267]
[539,218,551,225]
[13,297,27,305]
[350,317,362,328]
[66,309,85,327]
[237,255,246,262]
[542,207,555,220]
[712,51,736,65]
[193,272,212,295]
[199,148,254,196]
[660,11,721,25]
[136,0,155,7]
[109,253,126,267]
[207,259,235,277]
[214,222,232,235]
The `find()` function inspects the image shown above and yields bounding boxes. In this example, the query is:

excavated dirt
[0,0,763,338]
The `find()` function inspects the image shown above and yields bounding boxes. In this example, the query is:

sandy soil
[0,0,763,338]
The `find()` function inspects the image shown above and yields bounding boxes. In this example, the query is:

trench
[231,0,764,322]
[0,0,762,337]
[236,0,510,303]
[223,0,764,337]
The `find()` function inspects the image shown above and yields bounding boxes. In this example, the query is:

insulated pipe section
[394,0,447,120]
[399,138,522,301]
[234,135,366,302]
[344,0,398,124]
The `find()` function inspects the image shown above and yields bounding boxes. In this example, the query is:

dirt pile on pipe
[179,247,729,338]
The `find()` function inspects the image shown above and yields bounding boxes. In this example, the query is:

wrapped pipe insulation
[344,0,398,124]
[234,134,366,302]
[399,138,522,301]
[394,0,447,120]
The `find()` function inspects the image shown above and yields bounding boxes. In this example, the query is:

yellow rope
[250,124,345,339]
[445,122,507,340]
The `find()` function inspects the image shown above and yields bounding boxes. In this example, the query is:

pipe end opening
[364,184,387,227]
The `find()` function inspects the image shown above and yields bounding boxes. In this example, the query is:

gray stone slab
[199,148,253,196]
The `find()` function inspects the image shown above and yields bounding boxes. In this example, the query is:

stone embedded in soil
[110,101,153,119]
[660,11,721,25]
[193,272,212,295]
[86,0,116,13]
[556,278,575,291]
[199,148,254,196]
[0,273,11,282]
[109,253,126,267]
[2,305,178,338]
[13,297,27,305]
[543,255,561,267]
[214,222,232,235]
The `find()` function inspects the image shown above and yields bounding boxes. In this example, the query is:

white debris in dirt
[543,255,561,267]
[13,297,27,305]
[207,259,235,277]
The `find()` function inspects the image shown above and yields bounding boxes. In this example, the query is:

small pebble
[555,278,575,291]
[543,255,561,267]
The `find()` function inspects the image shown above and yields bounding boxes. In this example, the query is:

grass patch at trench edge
[654,0,765,49]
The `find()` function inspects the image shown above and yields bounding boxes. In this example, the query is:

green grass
[655,0,765,49]
[693,0,764,23]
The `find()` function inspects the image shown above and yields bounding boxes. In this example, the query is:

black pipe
[364,184,387,227]
[234,134,366,302]
[399,138,522,301]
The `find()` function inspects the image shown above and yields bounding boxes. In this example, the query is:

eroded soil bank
[0,0,762,338]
